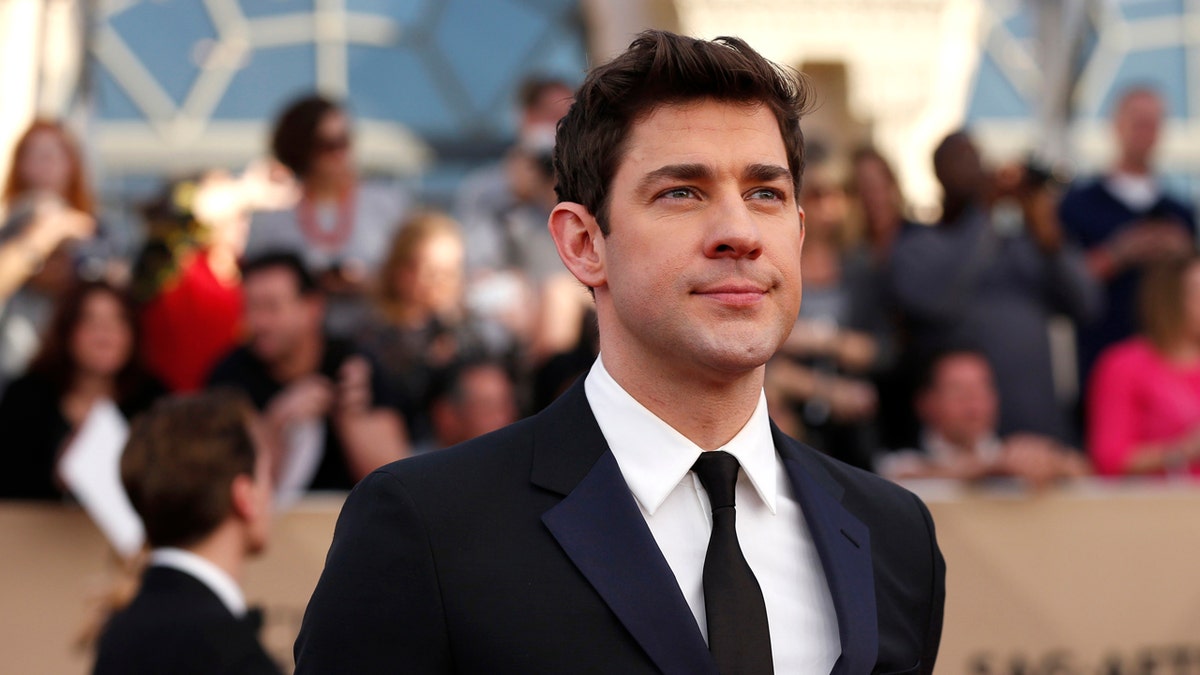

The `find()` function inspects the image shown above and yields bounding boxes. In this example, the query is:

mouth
[693,282,770,307]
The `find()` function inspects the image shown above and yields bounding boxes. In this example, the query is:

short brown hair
[121,390,259,549]
[1141,255,1200,352]
[553,30,812,234]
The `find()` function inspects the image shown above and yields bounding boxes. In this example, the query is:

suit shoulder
[365,414,539,496]
[797,441,933,519]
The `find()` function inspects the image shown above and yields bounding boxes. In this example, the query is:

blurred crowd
[1,79,1199,506]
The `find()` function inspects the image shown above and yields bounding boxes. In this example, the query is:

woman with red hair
[0,120,109,395]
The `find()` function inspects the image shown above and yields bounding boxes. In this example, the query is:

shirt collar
[584,355,778,515]
[150,547,247,617]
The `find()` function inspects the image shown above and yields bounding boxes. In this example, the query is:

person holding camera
[889,131,1100,445]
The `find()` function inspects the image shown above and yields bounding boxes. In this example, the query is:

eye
[659,187,698,200]
[748,187,785,201]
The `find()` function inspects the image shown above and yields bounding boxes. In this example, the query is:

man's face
[242,267,319,365]
[595,99,804,380]
[437,366,518,446]
[918,354,998,447]
[1115,92,1163,166]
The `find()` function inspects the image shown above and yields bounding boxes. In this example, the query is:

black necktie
[692,451,774,675]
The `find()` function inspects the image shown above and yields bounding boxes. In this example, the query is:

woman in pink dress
[1088,254,1200,476]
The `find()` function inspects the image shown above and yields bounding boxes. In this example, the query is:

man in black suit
[296,30,945,674]
[94,390,280,675]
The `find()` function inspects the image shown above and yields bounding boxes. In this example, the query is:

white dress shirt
[585,356,840,673]
[150,547,248,618]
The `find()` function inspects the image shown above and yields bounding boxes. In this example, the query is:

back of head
[1140,254,1199,352]
[121,390,258,549]
[553,29,811,233]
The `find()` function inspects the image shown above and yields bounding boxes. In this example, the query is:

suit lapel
[774,427,878,675]
[535,381,718,675]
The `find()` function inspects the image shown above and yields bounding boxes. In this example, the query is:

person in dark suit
[94,390,280,675]
[296,30,945,674]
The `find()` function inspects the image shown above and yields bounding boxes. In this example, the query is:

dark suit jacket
[295,379,945,674]
[94,565,281,675]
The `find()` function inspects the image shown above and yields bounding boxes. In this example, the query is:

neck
[270,332,323,383]
[600,344,763,451]
[70,370,115,398]
[386,301,433,328]
[304,173,352,202]
[183,522,247,586]
[1115,157,1151,177]
[940,195,974,225]
[1163,338,1200,364]
[205,246,240,285]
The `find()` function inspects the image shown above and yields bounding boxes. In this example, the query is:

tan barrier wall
[3,483,1200,674]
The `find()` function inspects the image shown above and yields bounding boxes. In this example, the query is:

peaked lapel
[535,381,718,675]
[774,426,878,675]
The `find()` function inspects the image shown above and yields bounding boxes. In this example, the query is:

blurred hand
[27,200,95,254]
[1109,219,1193,267]
[238,158,300,211]
[828,378,878,422]
[335,356,373,417]
[999,434,1069,488]
[268,376,334,428]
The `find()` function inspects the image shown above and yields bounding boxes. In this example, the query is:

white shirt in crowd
[585,356,840,673]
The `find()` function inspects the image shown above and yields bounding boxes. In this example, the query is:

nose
[703,195,763,260]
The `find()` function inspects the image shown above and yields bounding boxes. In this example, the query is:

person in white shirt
[94,390,280,674]
[1059,87,1197,387]
[297,30,945,675]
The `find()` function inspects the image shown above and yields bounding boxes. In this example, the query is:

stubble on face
[594,99,804,389]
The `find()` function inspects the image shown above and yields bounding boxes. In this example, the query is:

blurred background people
[890,130,1100,444]
[0,120,108,396]
[132,173,250,393]
[421,357,519,454]
[454,76,589,368]
[1088,255,1200,477]
[768,154,881,469]
[0,280,164,500]
[877,350,1089,486]
[355,211,502,446]
[455,76,574,276]
[207,252,407,494]
[94,390,281,675]
[1059,87,1197,390]
[245,95,411,336]
[844,146,921,449]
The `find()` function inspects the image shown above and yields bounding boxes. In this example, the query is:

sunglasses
[314,134,351,154]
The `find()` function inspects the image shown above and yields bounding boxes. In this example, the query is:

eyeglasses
[314,134,351,154]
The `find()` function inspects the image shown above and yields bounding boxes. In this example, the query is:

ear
[230,474,258,523]
[548,202,606,290]
[797,205,807,251]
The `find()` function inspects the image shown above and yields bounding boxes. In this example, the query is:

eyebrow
[636,163,714,195]
[636,162,794,195]
[745,163,793,185]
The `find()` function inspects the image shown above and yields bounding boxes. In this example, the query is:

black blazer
[94,565,281,675]
[295,380,945,674]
